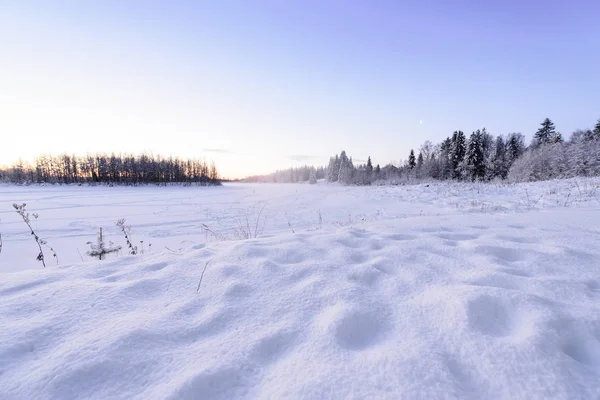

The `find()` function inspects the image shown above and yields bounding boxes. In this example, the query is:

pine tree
[451,131,466,179]
[408,150,416,169]
[417,152,424,169]
[327,155,339,182]
[465,130,485,180]
[480,128,495,176]
[338,151,352,184]
[506,133,524,163]
[492,135,508,179]
[366,156,373,174]
[534,118,556,145]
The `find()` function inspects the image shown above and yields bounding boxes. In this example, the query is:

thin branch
[254,202,267,237]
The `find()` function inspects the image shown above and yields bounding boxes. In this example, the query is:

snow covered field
[1,179,600,399]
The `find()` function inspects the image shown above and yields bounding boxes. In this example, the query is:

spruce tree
[507,133,525,163]
[465,130,485,180]
[408,150,416,169]
[492,135,507,179]
[338,151,352,183]
[534,118,556,145]
[417,152,424,169]
[451,131,466,179]
[366,156,373,174]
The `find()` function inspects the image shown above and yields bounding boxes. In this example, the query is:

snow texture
[1,179,600,399]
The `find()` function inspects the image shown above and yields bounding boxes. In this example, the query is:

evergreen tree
[338,151,353,183]
[365,156,373,184]
[506,133,526,164]
[417,152,424,170]
[451,131,466,179]
[465,130,485,180]
[327,155,340,182]
[534,118,556,145]
[491,135,508,179]
[481,128,494,176]
[408,149,416,169]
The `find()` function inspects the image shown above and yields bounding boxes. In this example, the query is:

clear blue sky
[1,0,598,178]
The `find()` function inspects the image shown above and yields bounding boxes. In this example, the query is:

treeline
[326,117,600,185]
[0,153,221,185]
[243,166,326,183]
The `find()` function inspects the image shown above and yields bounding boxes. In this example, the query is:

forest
[0,153,220,185]
[2,117,599,186]
[248,117,600,185]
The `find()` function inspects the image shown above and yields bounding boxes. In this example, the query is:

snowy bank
[1,203,600,399]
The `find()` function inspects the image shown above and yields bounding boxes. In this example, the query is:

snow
[1,179,600,399]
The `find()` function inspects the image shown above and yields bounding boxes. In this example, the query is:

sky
[1,0,599,179]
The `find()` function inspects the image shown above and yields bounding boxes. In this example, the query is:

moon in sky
[419,120,423,125]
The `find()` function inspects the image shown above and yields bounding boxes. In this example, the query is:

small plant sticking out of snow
[520,189,543,209]
[116,218,137,255]
[201,223,227,241]
[139,240,151,254]
[13,203,58,267]
[86,227,121,260]
[233,202,267,239]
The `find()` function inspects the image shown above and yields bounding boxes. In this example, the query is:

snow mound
[1,209,600,399]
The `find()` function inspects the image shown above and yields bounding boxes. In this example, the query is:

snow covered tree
[417,151,424,170]
[570,129,589,143]
[408,150,416,170]
[481,128,495,176]
[419,141,433,161]
[327,155,340,182]
[534,118,556,146]
[437,137,453,179]
[506,133,526,165]
[338,151,353,184]
[365,156,373,183]
[86,227,121,260]
[551,131,563,144]
[491,135,508,179]
[451,131,466,179]
[464,130,485,180]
